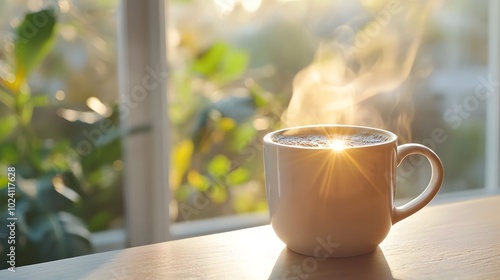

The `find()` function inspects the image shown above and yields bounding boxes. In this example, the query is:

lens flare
[329,139,345,151]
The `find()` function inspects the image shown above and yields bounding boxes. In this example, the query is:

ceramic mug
[263,124,444,257]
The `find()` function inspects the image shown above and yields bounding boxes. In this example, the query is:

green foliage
[170,39,283,221]
[0,173,92,267]
[13,8,57,91]
[0,8,103,268]
[194,42,249,85]
[228,122,257,152]
[0,116,17,140]
[207,155,231,178]
[227,167,250,185]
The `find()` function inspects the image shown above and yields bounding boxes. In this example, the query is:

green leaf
[16,88,30,102]
[14,8,57,88]
[0,143,20,163]
[215,48,249,84]
[194,43,228,76]
[0,176,8,190]
[80,139,122,179]
[0,86,15,108]
[0,115,17,139]
[207,154,232,178]
[87,212,112,232]
[229,122,257,151]
[193,42,249,85]
[21,100,33,124]
[227,167,250,185]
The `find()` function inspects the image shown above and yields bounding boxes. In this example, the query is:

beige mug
[263,124,444,257]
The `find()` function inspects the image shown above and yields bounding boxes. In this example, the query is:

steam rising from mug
[283,0,439,143]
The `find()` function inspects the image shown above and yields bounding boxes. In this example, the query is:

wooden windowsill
[2,195,500,279]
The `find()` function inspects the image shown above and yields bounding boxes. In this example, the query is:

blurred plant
[0,8,95,268]
[169,40,289,220]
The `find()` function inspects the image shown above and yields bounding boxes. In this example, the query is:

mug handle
[392,143,444,224]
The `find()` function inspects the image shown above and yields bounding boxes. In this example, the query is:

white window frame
[486,0,500,193]
[117,0,170,246]
[114,0,500,247]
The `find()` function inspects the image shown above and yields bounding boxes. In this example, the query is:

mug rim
[263,124,398,150]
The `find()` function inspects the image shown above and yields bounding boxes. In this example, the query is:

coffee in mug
[271,132,389,148]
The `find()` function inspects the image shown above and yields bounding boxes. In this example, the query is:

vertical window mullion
[486,0,500,192]
[119,0,170,247]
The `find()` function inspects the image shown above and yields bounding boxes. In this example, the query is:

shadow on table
[267,246,395,280]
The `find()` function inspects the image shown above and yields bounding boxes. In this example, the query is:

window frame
[116,0,500,247]
[118,0,170,246]
[486,0,500,193]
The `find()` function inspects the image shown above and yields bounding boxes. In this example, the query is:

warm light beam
[329,139,346,151]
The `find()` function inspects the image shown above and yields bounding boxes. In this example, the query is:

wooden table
[2,196,500,279]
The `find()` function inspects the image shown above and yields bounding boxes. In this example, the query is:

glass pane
[168,0,488,222]
[396,1,488,198]
[0,0,121,267]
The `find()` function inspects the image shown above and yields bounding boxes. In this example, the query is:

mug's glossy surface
[264,125,444,257]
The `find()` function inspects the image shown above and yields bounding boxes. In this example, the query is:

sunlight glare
[214,0,238,15]
[242,0,262,13]
[55,90,65,101]
[86,97,109,116]
[329,139,345,151]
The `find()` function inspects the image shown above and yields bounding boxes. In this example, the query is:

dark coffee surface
[271,132,389,147]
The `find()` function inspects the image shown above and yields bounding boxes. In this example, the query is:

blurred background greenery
[0,1,121,267]
[0,0,490,267]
